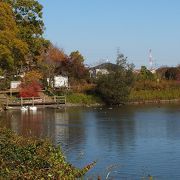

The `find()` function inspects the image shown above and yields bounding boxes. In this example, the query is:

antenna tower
[149,49,153,70]
[117,47,120,57]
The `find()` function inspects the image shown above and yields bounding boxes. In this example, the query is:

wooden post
[6,97,8,108]
[21,97,23,107]
[10,88,12,97]
[64,96,66,105]
[32,97,34,106]
[43,96,45,108]
[54,96,56,103]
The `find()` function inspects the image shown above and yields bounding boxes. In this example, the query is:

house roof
[90,63,118,71]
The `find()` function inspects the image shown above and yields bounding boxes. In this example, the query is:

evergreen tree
[96,53,134,105]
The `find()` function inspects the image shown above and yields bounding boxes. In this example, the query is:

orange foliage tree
[38,44,90,90]
[38,44,67,88]
[57,51,89,82]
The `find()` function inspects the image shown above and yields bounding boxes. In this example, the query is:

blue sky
[39,0,180,68]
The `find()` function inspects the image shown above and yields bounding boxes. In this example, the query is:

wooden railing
[53,96,66,104]
[1,96,66,107]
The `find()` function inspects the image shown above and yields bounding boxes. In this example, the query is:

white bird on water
[21,106,28,111]
[29,106,37,111]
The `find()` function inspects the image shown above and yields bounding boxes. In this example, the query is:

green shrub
[0,127,95,179]
[95,54,134,105]
[96,72,133,105]
[66,93,102,105]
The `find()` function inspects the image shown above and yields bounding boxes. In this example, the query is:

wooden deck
[1,96,66,110]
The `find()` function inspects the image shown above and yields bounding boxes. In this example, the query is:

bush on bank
[0,127,95,179]
[66,92,102,105]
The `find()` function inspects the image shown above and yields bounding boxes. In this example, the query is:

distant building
[89,62,117,78]
[10,81,21,89]
[89,68,109,78]
[47,75,68,88]
[96,68,109,75]
[150,69,156,74]
[54,76,68,88]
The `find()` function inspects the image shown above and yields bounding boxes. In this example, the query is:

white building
[47,76,68,88]
[95,68,109,75]
[89,68,109,78]
[10,81,21,89]
[54,76,68,88]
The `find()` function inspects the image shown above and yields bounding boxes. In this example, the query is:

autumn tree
[0,2,28,76]
[38,44,67,88]
[164,67,180,80]
[58,51,89,83]
[3,0,49,69]
[39,47,89,89]
[69,51,86,78]
[19,70,42,97]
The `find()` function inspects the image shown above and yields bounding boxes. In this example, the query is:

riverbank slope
[0,123,95,179]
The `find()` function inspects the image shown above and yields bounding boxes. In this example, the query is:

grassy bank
[66,92,103,105]
[0,127,95,179]
[67,89,180,105]
[129,88,180,102]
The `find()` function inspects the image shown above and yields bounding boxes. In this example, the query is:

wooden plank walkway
[1,96,66,109]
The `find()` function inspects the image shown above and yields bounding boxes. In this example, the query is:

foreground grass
[129,88,180,102]
[66,93,103,105]
[0,127,95,179]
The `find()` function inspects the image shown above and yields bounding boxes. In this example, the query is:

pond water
[2,104,180,179]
